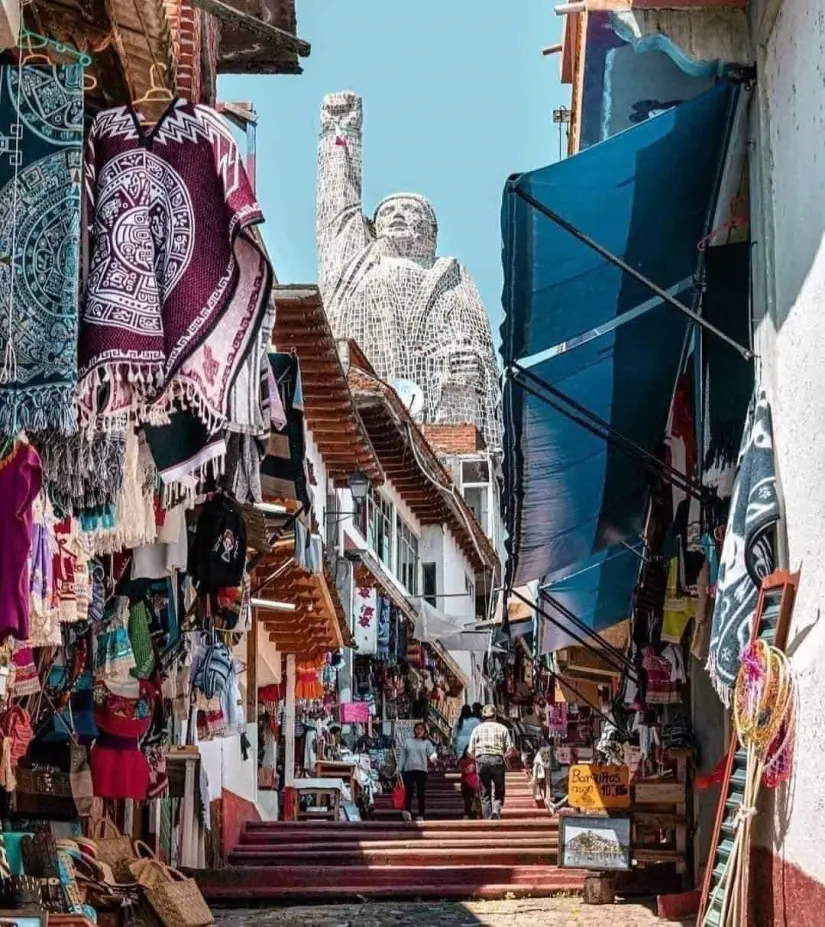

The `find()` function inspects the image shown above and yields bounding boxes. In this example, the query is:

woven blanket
[0,64,83,434]
[707,390,780,702]
[79,101,272,432]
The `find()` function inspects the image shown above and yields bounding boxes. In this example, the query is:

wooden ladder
[696,570,799,927]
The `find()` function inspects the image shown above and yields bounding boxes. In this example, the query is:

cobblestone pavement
[213,899,690,926]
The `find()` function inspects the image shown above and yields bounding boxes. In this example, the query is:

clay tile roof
[342,346,499,575]
[272,286,383,489]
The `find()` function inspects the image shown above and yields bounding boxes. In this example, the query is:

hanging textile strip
[0,63,83,435]
[707,391,780,702]
[79,100,272,433]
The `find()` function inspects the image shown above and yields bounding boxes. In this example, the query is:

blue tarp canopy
[500,80,737,621]
[540,543,642,636]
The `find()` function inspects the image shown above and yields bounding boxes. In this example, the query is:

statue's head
[374,193,437,262]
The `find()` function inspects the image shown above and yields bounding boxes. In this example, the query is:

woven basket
[92,818,154,883]
[144,866,214,927]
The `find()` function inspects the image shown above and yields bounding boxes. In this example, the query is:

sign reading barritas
[568,764,631,810]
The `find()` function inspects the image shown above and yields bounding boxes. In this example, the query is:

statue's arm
[317,91,371,294]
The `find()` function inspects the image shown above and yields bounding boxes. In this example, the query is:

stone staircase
[198,771,585,901]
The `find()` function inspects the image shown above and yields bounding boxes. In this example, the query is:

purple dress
[0,443,42,640]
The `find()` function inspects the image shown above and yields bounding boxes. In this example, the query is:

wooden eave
[254,552,347,657]
[206,0,310,75]
[272,285,383,490]
[28,0,175,112]
[347,366,498,575]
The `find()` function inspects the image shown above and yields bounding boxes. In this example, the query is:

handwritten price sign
[569,764,630,810]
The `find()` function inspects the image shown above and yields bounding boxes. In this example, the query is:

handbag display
[93,817,155,884]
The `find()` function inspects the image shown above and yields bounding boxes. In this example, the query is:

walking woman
[452,704,480,757]
[398,722,438,821]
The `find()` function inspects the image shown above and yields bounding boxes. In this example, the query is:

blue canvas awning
[501,80,739,594]
[541,543,642,634]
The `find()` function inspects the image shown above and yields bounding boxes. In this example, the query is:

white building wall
[305,427,330,519]
[339,478,482,700]
[750,0,825,885]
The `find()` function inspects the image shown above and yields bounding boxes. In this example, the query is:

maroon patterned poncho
[79,100,272,431]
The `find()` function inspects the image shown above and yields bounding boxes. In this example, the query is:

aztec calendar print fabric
[0,63,83,435]
[79,99,272,433]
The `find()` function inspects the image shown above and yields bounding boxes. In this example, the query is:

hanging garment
[227,296,275,435]
[79,100,272,430]
[260,353,309,505]
[28,495,61,646]
[0,443,43,640]
[142,407,226,497]
[0,64,83,435]
[34,427,126,521]
[707,391,780,702]
[661,555,695,644]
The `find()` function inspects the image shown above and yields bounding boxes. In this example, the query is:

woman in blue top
[452,704,481,758]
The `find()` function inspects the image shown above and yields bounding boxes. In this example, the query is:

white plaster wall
[751,0,825,885]
[305,427,329,519]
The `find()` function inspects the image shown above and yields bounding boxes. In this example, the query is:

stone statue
[316,91,501,450]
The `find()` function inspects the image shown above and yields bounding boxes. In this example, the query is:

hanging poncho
[0,64,83,434]
[79,100,272,431]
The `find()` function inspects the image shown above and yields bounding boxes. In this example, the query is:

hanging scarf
[0,63,83,435]
[79,100,272,431]
[33,425,126,519]
[707,391,780,702]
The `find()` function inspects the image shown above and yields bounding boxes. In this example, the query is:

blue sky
[220,0,569,339]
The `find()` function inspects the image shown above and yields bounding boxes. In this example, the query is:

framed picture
[0,911,48,927]
[558,813,631,871]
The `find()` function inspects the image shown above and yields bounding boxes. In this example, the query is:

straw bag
[130,859,213,927]
[92,817,155,883]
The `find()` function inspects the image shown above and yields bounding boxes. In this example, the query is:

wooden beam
[190,0,311,56]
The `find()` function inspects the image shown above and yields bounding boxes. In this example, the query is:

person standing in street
[468,704,515,820]
[452,704,480,757]
[398,722,438,821]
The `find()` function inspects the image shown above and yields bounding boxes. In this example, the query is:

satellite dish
[391,379,425,417]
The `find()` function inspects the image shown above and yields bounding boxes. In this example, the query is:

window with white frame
[396,515,420,595]
[365,489,394,568]
[461,458,491,537]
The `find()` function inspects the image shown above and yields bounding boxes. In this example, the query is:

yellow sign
[569,764,631,810]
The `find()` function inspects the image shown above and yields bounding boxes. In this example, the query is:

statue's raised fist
[321,91,362,131]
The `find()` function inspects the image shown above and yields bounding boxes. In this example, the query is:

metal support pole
[509,185,754,360]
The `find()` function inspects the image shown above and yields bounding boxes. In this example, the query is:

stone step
[228,845,560,867]
[245,818,558,834]
[372,795,543,808]
[238,830,558,847]
[235,836,559,852]
[197,865,586,901]
[368,808,548,821]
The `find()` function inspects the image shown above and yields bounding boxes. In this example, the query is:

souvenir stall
[0,4,308,923]
[340,567,466,812]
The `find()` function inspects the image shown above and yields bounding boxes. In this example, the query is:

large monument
[316,91,501,450]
